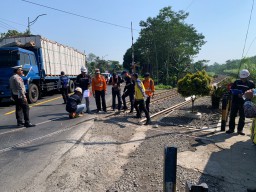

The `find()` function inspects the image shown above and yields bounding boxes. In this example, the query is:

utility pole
[131,22,135,73]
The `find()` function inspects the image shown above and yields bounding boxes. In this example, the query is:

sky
[1,0,256,65]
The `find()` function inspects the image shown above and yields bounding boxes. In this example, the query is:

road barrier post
[163,146,177,192]
[185,181,208,192]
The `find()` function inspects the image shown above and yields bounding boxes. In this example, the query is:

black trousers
[12,94,30,124]
[134,99,150,122]
[229,101,245,132]
[61,88,69,103]
[122,91,134,112]
[112,88,122,110]
[95,90,106,112]
[145,96,151,113]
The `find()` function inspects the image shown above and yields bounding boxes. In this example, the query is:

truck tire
[68,80,75,93]
[28,84,39,103]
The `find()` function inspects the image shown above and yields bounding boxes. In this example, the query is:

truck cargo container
[0,35,86,103]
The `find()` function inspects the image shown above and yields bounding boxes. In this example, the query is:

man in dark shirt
[121,71,135,113]
[226,69,255,135]
[109,73,123,111]
[76,67,91,113]
[66,87,85,119]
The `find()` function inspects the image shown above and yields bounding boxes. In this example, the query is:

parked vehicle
[0,35,86,103]
[101,72,111,83]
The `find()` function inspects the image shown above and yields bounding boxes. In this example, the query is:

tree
[177,70,211,112]
[0,30,29,39]
[123,6,206,85]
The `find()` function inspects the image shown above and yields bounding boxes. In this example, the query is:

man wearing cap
[9,66,35,127]
[76,66,91,113]
[66,87,85,119]
[109,72,123,111]
[92,69,107,113]
[121,70,135,113]
[226,69,255,135]
[132,73,151,125]
[143,72,155,113]
[57,71,69,104]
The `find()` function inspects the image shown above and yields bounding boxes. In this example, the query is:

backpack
[60,76,69,88]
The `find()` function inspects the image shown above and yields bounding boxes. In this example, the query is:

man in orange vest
[92,69,107,113]
[143,72,155,113]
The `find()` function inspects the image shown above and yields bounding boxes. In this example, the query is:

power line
[238,0,254,74]
[0,17,26,27]
[0,20,19,31]
[21,0,138,31]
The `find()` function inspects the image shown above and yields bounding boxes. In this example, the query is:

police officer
[226,69,255,135]
[109,72,123,111]
[143,72,155,113]
[57,71,69,104]
[121,71,135,113]
[9,66,36,128]
[76,66,91,113]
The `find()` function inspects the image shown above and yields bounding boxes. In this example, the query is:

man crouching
[66,87,85,119]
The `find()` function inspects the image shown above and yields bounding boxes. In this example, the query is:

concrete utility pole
[27,14,47,34]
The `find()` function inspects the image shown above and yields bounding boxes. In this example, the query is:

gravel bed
[106,96,228,192]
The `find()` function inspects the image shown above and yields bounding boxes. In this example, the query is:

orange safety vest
[92,75,106,93]
[143,79,155,97]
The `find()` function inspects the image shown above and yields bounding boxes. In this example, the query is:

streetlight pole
[27,14,47,34]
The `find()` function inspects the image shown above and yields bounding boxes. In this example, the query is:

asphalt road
[0,85,113,191]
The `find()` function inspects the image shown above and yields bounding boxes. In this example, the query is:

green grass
[155,84,172,90]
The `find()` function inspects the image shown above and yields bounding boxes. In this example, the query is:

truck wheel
[68,80,75,93]
[28,84,39,103]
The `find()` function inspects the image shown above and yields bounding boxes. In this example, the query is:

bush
[155,84,172,90]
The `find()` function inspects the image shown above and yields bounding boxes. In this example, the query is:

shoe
[144,120,152,125]
[75,114,83,118]
[17,123,24,128]
[237,131,245,135]
[226,130,234,134]
[69,112,76,119]
[25,123,36,128]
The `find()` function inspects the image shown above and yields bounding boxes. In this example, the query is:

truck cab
[0,47,40,103]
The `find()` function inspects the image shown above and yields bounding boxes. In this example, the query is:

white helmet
[81,66,87,73]
[239,69,250,78]
[75,87,82,94]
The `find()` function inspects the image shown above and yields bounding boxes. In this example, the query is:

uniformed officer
[9,66,36,128]
[76,66,91,113]
[57,71,69,104]
[226,69,255,135]
[121,71,135,113]
[109,72,123,111]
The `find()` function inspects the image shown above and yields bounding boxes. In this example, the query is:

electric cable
[21,0,138,31]
[238,0,254,75]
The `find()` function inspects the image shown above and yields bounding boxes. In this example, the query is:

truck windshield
[0,51,18,68]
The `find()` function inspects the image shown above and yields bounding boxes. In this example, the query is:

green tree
[123,6,205,85]
[177,70,211,112]
[0,30,29,39]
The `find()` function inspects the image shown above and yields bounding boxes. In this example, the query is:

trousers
[95,90,106,112]
[12,94,30,124]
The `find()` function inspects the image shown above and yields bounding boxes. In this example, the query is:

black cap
[121,70,127,75]
[144,72,150,77]
[132,73,138,78]
[61,71,65,75]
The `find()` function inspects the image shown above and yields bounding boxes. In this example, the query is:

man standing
[143,72,155,113]
[76,66,91,113]
[66,87,85,119]
[121,71,135,113]
[92,69,107,113]
[9,66,35,128]
[226,69,255,135]
[109,72,123,111]
[57,71,69,104]
[132,73,151,125]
